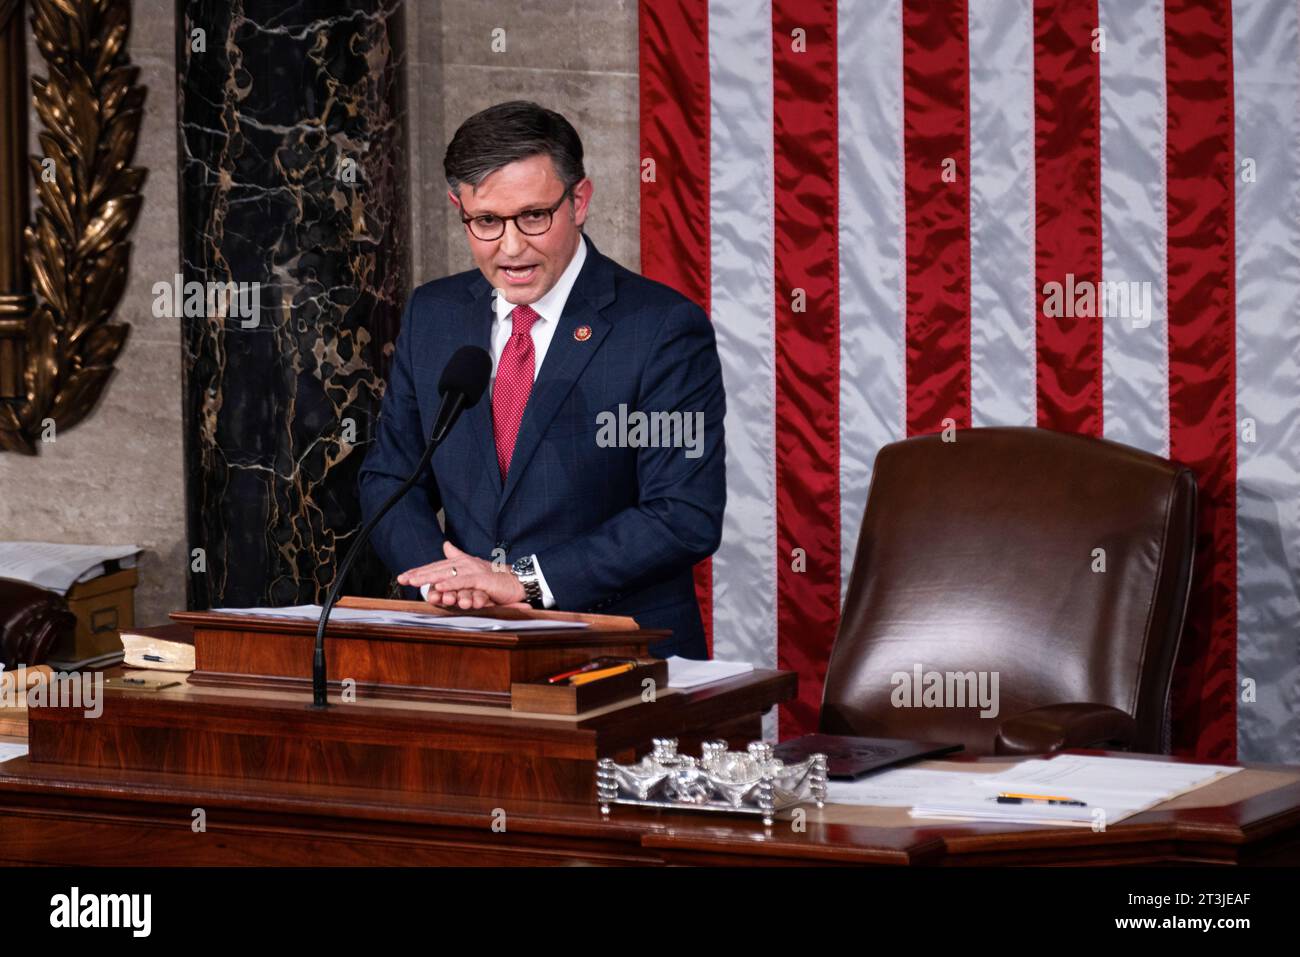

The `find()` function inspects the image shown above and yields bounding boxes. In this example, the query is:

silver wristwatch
[511,555,545,609]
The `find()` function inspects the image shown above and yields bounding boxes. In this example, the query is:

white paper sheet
[0,742,29,764]
[0,542,141,594]
[975,753,1239,800]
[665,656,754,689]
[908,754,1240,827]
[212,605,588,631]
[827,767,990,807]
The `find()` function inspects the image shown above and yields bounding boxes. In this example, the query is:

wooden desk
[18,663,790,801]
[1,732,1297,865]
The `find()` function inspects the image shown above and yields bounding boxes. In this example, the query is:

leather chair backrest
[0,577,77,669]
[820,427,1197,755]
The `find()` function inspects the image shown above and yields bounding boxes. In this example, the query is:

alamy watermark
[0,664,103,719]
[1042,273,1153,328]
[595,403,705,459]
[50,887,151,937]
[151,273,261,327]
[890,663,1000,719]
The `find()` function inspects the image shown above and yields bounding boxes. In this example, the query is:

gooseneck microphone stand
[311,344,490,709]
[310,430,442,709]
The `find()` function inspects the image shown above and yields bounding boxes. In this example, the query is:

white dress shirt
[421,236,589,609]
[489,233,587,384]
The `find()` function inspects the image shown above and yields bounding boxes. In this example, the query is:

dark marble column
[178,0,408,608]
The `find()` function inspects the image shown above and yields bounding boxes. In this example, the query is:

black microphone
[312,345,492,708]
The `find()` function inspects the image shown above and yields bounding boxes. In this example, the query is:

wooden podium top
[171,597,673,706]
[169,609,663,649]
[336,595,643,631]
[172,594,657,644]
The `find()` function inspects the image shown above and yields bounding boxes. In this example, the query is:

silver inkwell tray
[597,737,828,826]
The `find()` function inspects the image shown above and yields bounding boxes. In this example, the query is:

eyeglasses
[459,185,574,241]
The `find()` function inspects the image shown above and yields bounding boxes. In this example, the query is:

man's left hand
[397,541,526,607]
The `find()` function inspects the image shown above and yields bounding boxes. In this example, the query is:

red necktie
[492,304,539,479]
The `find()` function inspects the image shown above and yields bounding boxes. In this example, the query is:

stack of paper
[906,754,1240,827]
[0,542,141,595]
[827,766,992,807]
[665,656,754,689]
[212,605,588,631]
[121,631,196,672]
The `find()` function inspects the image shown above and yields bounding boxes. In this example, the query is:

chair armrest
[994,702,1137,756]
[0,577,77,669]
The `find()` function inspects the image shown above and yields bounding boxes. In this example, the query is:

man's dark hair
[444,101,586,195]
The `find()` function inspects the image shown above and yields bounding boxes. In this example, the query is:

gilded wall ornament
[0,0,145,454]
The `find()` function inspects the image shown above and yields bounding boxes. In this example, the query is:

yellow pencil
[568,663,637,686]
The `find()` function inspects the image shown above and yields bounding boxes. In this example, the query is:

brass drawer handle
[91,607,119,634]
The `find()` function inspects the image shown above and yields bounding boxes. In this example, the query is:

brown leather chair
[0,578,76,669]
[820,427,1197,756]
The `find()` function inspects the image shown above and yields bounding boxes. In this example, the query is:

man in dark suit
[358,101,725,659]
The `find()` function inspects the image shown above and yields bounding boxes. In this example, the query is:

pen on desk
[568,663,637,686]
[996,792,1087,807]
[546,661,608,684]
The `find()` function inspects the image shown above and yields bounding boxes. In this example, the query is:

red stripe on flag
[638,0,715,655]
[1033,0,1103,435]
[772,0,840,738]
[903,0,972,436]
[1165,0,1237,761]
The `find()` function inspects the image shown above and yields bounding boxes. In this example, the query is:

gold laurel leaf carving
[0,0,147,453]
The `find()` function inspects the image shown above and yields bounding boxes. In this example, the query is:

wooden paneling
[1,749,1297,865]
[26,669,795,804]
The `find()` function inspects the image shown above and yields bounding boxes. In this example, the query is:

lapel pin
[574,325,592,342]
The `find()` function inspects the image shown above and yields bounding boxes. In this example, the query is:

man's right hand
[423,582,493,610]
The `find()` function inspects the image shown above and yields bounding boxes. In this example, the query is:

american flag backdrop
[638,0,1300,762]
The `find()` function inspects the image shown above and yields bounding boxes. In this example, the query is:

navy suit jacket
[358,237,726,659]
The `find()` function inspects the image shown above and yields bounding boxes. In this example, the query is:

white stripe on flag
[708,0,778,729]
[1099,0,1169,456]
[968,0,1036,428]
[1232,0,1300,763]
[837,0,907,595]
